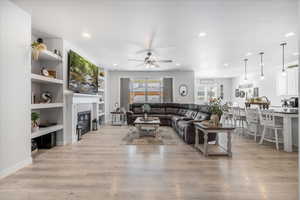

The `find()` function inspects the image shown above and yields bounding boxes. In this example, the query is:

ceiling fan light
[260,75,265,80]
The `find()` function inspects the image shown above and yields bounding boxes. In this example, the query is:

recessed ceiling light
[113,63,118,66]
[246,52,252,56]
[198,32,207,37]
[224,63,229,67]
[82,32,91,39]
[285,32,295,38]
[292,52,299,56]
[176,63,181,66]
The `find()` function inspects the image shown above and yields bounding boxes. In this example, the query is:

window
[195,79,219,104]
[130,78,163,103]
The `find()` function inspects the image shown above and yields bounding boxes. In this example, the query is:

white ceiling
[12,0,298,77]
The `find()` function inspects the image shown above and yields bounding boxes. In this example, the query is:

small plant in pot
[31,112,40,132]
[31,38,47,60]
[208,98,223,126]
[142,104,151,120]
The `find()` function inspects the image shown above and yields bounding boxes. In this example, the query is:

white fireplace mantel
[65,93,100,144]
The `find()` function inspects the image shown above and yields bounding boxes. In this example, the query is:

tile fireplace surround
[66,93,99,144]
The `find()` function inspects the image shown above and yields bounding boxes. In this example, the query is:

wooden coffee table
[194,122,235,157]
[133,117,160,138]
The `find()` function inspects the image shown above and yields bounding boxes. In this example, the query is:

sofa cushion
[171,115,184,122]
[133,107,143,114]
[185,110,194,118]
[166,107,179,114]
[177,120,190,129]
[178,109,187,115]
[150,107,165,114]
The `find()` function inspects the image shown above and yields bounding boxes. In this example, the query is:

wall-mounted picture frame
[239,90,246,98]
[179,84,188,97]
[235,89,240,97]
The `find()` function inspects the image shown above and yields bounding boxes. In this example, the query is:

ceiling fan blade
[147,30,156,49]
[156,59,173,63]
[135,49,151,54]
[128,59,144,62]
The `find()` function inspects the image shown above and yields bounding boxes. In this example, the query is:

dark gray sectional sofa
[126,103,216,144]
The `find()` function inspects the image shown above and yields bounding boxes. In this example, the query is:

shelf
[31,124,63,139]
[38,50,62,61]
[31,103,63,109]
[98,89,105,92]
[99,101,105,104]
[31,74,63,85]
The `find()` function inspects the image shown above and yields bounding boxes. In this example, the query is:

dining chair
[222,107,234,125]
[258,109,283,150]
[232,106,247,135]
[244,107,260,141]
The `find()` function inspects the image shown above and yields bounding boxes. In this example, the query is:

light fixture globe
[280,42,287,77]
[259,52,265,80]
[243,58,248,81]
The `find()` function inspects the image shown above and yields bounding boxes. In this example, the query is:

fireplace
[77,111,91,135]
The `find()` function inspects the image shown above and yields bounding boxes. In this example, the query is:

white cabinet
[287,67,298,96]
[276,72,287,96]
[276,67,298,96]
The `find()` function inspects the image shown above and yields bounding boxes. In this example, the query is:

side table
[111,111,125,126]
[194,122,235,157]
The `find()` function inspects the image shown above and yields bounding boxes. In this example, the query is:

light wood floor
[0,126,298,200]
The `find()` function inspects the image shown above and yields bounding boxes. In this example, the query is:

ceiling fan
[128,30,173,68]
[128,51,172,68]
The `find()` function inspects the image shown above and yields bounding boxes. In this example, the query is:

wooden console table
[194,122,235,157]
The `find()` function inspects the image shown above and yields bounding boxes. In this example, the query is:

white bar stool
[258,109,283,150]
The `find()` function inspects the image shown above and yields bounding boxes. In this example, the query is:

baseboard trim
[0,157,32,179]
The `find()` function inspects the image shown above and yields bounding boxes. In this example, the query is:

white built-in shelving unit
[98,69,105,125]
[31,36,64,149]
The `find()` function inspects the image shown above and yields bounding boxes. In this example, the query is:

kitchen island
[272,107,298,152]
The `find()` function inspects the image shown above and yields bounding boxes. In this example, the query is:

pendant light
[244,58,248,80]
[259,52,264,80]
[280,42,287,76]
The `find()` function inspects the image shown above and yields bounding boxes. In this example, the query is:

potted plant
[31,112,40,132]
[142,104,151,120]
[31,38,47,60]
[208,98,223,126]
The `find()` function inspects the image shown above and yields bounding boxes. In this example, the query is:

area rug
[122,127,179,145]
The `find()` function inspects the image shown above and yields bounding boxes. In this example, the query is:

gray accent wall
[163,78,173,103]
[120,78,130,111]
[107,71,195,113]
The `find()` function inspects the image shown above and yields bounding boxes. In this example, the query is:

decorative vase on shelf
[31,125,39,133]
[32,48,40,60]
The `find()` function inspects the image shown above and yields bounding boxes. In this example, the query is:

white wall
[0,0,32,178]
[107,70,195,113]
